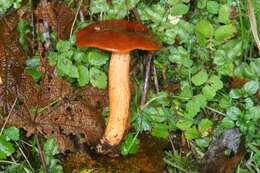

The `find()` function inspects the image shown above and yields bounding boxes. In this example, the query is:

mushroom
[76,19,161,155]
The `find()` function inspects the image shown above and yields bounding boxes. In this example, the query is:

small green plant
[39,138,63,173]
[0,126,20,160]
[48,39,109,89]
[17,19,30,50]
[121,132,140,156]
[0,0,21,16]
[25,56,42,81]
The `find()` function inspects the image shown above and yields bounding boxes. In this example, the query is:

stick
[70,0,83,39]
[152,65,159,93]
[140,53,153,108]
[0,97,18,135]
[35,133,48,173]
[248,0,260,53]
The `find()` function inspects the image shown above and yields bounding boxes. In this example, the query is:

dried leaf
[35,1,74,39]
[1,73,105,152]
[0,13,26,113]
[75,86,108,109]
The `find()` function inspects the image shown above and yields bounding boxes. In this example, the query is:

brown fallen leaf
[1,74,106,152]
[0,13,26,113]
[35,1,75,39]
[230,77,260,98]
[230,77,248,89]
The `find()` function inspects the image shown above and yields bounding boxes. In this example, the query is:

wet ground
[63,135,168,173]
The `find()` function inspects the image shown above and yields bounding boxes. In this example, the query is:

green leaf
[48,52,58,66]
[244,98,254,109]
[196,138,210,148]
[43,138,59,156]
[209,75,223,90]
[192,70,208,86]
[151,123,169,139]
[184,127,199,140]
[248,106,260,121]
[220,118,235,129]
[105,0,140,19]
[77,65,89,87]
[89,0,109,13]
[17,19,30,50]
[194,94,207,108]
[198,119,213,136]
[176,119,193,131]
[3,126,20,141]
[218,5,231,24]
[25,68,42,81]
[57,57,79,78]
[74,52,87,64]
[68,64,79,78]
[197,0,207,9]
[185,94,207,117]
[179,85,193,99]
[207,1,219,14]
[186,99,201,117]
[243,80,259,95]
[56,40,72,52]
[144,107,167,123]
[169,47,192,67]
[195,20,214,38]
[229,89,244,99]
[214,24,237,43]
[121,132,140,155]
[202,85,216,100]
[26,56,40,67]
[171,3,189,16]
[137,3,165,23]
[226,106,241,120]
[219,95,232,109]
[87,48,109,66]
[0,136,15,159]
[89,67,107,89]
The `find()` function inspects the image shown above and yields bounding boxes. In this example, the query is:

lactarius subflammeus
[76,20,161,156]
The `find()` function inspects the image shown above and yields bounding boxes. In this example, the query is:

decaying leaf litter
[0,0,260,173]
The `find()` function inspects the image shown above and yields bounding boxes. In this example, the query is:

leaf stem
[70,0,83,39]
[0,97,18,135]
[205,106,225,116]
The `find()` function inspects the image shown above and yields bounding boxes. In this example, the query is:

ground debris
[63,135,167,173]
[1,72,106,152]
[0,13,26,113]
[199,128,246,173]
[35,1,75,39]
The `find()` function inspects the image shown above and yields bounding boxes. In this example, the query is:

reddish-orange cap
[76,20,161,53]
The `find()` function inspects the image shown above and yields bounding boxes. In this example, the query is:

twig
[168,134,175,151]
[205,106,225,116]
[70,0,83,39]
[0,160,19,165]
[248,0,260,53]
[152,65,159,93]
[43,21,51,50]
[15,142,35,172]
[79,10,85,22]
[35,133,48,173]
[0,97,18,135]
[140,53,153,108]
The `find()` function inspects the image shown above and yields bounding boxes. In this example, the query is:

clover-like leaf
[89,67,107,89]
[192,70,208,86]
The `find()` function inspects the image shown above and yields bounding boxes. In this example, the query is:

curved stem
[103,52,130,146]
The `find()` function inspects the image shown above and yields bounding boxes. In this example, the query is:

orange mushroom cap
[76,20,161,53]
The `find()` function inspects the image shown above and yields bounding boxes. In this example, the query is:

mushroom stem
[102,52,130,146]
